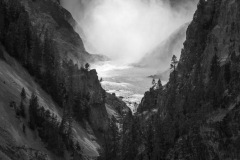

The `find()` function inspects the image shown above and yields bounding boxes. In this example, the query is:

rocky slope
[135,0,240,159]
[23,0,103,64]
[137,23,188,69]
[136,23,189,82]
[0,45,96,160]
[0,0,127,159]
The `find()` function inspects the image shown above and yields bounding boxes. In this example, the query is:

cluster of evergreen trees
[101,50,240,160]
[0,0,93,123]
[15,87,83,158]
[0,0,98,158]
[100,112,141,160]
[2,0,240,159]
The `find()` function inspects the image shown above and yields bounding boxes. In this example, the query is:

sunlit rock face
[137,0,240,159]
[61,0,198,65]
[137,22,189,69]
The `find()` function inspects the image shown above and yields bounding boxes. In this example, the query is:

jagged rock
[0,0,126,159]
[137,0,240,159]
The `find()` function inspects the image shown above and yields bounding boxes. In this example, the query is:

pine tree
[158,79,163,90]
[85,63,90,71]
[19,88,26,118]
[21,88,26,100]
[29,92,39,130]
[170,55,178,83]
[152,79,156,86]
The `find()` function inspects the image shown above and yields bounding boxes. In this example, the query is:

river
[92,61,165,112]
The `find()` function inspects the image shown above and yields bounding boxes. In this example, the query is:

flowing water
[92,61,165,112]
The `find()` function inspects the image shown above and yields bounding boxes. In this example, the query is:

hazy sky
[61,0,198,64]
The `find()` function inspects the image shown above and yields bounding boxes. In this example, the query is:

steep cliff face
[1,0,109,125]
[137,0,240,159]
[6,0,102,64]
[137,23,188,69]
[137,87,159,113]
[0,44,102,159]
[105,93,130,118]
[0,0,123,159]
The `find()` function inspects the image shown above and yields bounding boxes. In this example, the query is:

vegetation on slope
[100,0,240,159]
[0,0,110,159]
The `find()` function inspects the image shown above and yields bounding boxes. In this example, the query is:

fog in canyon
[61,0,198,64]
[61,0,198,111]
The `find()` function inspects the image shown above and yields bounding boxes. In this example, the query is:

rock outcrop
[137,23,188,70]
[0,0,125,159]
[136,0,240,159]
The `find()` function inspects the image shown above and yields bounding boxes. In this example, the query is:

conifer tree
[19,88,27,118]
[21,88,26,100]
[170,55,178,83]
[29,92,39,130]
[85,63,90,71]
[158,79,163,90]
[152,79,156,86]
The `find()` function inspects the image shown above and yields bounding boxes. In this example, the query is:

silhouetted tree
[19,88,27,118]
[85,63,90,71]
[170,55,178,83]
[21,88,26,100]
[158,79,163,90]
[29,92,39,130]
[152,78,156,86]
